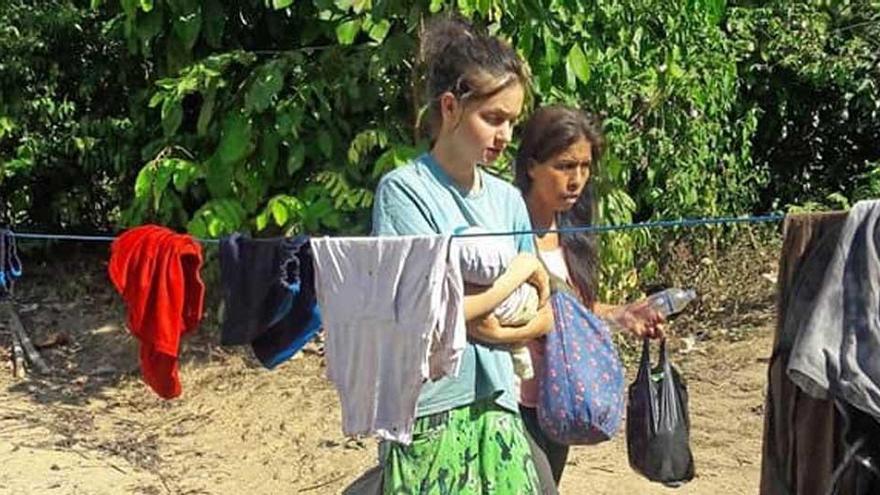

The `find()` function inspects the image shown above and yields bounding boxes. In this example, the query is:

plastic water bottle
[647,288,697,317]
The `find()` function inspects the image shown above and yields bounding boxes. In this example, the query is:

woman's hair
[514,105,606,307]
[418,14,530,139]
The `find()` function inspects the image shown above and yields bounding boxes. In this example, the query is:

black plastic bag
[626,338,695,485]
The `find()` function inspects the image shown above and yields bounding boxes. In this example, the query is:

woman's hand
[467,313,504,343]
[505,252,550,306]
[607,300,665,339]
[526,264,550,307]
[505,252,541,282]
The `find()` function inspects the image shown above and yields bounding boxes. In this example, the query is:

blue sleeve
[371,175,437,236]
[511,192,535,254]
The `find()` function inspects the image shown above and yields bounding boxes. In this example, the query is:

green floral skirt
[382,400,542,495]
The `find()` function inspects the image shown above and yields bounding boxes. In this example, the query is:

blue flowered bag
[537,289,626,445]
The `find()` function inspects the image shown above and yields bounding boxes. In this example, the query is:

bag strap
[549,272,576,297]
[637,337,652,381]
[659,338,669,369]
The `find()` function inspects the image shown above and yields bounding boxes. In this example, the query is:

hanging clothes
[760,210,851,495]
[0,228,22,299]
[311,235,466,444]
[219,233,320,369]
[108,224,205,399]
[788,200,880,419]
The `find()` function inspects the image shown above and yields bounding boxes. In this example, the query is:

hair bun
[419,14,477,63]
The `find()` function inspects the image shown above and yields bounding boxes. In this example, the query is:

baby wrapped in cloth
[455,226,539,379]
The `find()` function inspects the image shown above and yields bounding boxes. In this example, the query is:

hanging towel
[219,234,321,369]
[311,235,466,444]
[108,225,205,399]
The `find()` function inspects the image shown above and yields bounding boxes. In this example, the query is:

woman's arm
[595,300,665,339]
[467,302,554,344]
[462,253,548,320]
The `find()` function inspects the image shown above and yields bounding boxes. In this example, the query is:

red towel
[109,225,205,399]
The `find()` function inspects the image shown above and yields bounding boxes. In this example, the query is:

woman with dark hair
[514,105,665,485]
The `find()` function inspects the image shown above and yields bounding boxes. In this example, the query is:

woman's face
[527,137,593,213]
[440,82,525,166]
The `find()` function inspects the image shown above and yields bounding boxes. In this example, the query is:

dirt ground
[0,235,780,494]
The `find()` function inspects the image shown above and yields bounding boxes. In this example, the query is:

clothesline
[11,213,786,244]
[0,211,790,439]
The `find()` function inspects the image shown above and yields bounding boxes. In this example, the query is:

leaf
[352,0,370,13]
[203,0,225,48]
[348,129,388,164]
[152,161,175,210]
[205,155,234,198]
[172,8,202,51]
[272,0,294,8]
[368,19,391,43]
[335,19,361,45]
[140,0,153,11]
[0,117,15,140]
[161,97,183,137]
[321,210,342,229]
[567,44,590,84]
[278,108,304,137]
[476,0,490,16]
[148,91,165,108]
[564,57,577,91]
[372,145,420,179]
[255,212,269,231]
[187,199,246,237]
[197,86,216,137]
[134,164,154,199]
[165,34,191,74]
[518,24,534,59]
[218,113,253,165]
[120,0,137,18]
[429,0,443,13]
[170,159,201,191]
[271,200,289,226]
[136,8,164,46]
[259,132,280,180]
[317,130,333,159]
[543,26,559,66]
[167,0,198,15]
[245,64,285,112]
[287,142,306,175]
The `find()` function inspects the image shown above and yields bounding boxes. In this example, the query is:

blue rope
[451,213,786,238]
[13,232,221,244]
[15,233,124,243]
[10,213,785,244]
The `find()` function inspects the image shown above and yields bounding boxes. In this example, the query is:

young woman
[371,15,554,493]
[514,105,665,485]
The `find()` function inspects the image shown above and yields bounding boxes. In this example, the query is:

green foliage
[117,0,417,237]
[729,0,880,210]
[0,1,149,229]
[3,0,878,301]
[110,0,769,298]
[495,0,766,297]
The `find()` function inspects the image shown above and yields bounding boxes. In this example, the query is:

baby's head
[453,226,516,285]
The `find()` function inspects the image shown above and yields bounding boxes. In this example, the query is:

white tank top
[539,247,571,283]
